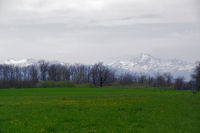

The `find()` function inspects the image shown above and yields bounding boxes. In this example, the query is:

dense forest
[0,60,199,90]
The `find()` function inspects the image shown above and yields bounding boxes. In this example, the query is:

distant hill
[4,59,66,66]
[107,53,195,81]
[3,53,196,80]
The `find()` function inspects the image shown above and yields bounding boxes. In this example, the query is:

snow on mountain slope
[107,53,195,80]
[4,59,66,66]
[3,54,196,80]
[4,59,38,66]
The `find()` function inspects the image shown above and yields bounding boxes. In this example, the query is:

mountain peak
[139,53,152,58]
[4,59,38,66]
[4,58,67,66]
[108,53,195,81]
[136,53,155,61]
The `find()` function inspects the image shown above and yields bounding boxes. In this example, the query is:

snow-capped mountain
[107,53,195,80]
[4,59,66,66]
[3,54,196,80]
[4,59,38,66]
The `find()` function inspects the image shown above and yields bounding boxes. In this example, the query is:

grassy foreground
[0,87,199,133]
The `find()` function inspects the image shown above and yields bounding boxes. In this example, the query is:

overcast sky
[0,0,199,63]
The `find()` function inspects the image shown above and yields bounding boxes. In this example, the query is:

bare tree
[29,65,39,83]
[164,73,173,87]
[39,60,49,81]
[0,60,194,89]
[155,74,166,87]
[48,65,57,81]
[138,75,147,84]
[61,66,70,81]
[192,62,200,91]
[174,77,185,90]
[74,64,87,84]
[119,73,134,85]
[91,63,114,87]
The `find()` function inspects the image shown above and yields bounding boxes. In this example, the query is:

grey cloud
[0,0,199,63]
[139,14,161,19]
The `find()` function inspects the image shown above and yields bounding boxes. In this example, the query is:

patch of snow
[107,53,195,81]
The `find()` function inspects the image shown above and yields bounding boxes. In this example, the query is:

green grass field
[0,87,199,133]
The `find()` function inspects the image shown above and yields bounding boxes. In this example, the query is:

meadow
[0,87,199,133]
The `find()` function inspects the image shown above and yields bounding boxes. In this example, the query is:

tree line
[0,60,199,90]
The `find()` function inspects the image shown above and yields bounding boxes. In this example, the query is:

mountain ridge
[107,53,195,80]
[3,53,196,80]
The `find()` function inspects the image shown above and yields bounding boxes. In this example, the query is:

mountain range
[4,59,65,66]
[3,53,196,80]
[107,53,195,80]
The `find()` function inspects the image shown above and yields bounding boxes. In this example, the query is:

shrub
[75,83,94,88]
[36,81,75,88]
[112,81,121,87]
